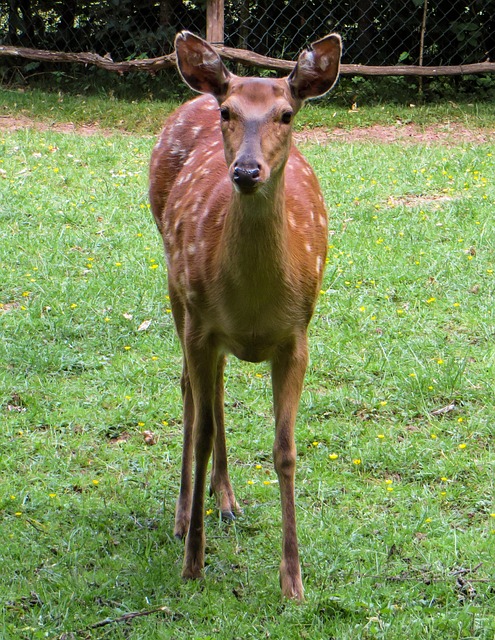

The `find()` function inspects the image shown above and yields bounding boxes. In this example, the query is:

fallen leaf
[143,430,157,445]
[430,402,456,416]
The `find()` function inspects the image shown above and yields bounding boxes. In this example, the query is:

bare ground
[0,114,493,145]
[294,122,494,145]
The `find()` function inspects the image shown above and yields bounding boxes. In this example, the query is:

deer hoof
[182,547,204,580]
[181,565,203,580]
[174,513,190,541]
[280,563,304,602]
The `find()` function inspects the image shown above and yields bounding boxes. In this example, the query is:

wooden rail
[1,43,494,78]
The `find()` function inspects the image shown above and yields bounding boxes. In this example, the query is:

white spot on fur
[319,214,326,227]
[305,242,312,253]
[187,244,196,255]
[177,173,191,187]
[316,255,323,274]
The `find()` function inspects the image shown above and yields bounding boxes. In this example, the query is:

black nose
[233,164,261,192]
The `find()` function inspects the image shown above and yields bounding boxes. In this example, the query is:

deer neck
[220,173,288,286]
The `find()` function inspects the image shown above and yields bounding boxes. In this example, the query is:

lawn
[1,87,495,639]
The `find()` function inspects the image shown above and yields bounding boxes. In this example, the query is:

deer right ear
[175,31,232,100]
[288,33,342,102]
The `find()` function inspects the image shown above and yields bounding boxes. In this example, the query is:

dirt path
[294,122,494,145]
[0,114,493,144]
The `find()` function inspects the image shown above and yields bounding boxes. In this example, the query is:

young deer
[149,31,341,600]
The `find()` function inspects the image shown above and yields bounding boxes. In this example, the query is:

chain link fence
[1,1,493,68]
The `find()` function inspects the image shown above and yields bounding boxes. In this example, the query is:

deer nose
[232,163,261,193]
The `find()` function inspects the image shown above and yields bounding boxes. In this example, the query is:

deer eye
[220,107,231,122]
[281,110,293,125]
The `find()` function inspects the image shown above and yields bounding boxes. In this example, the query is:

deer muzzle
[232,161,262,194]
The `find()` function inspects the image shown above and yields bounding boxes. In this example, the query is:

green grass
[2,84,495,134]
[1,90,495,639]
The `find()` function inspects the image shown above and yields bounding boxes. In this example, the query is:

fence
[1,0,494,76]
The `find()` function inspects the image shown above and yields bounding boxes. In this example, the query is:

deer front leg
[181,331,218,580]
[210,355,242,521]
[271,335,308,602]
[174,361,194,540]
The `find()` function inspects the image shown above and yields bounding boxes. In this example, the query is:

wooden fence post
[206,0,224,44]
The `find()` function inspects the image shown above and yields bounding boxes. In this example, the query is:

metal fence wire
[1,0,493,68]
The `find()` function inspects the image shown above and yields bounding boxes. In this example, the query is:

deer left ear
[288,34,342,101]
[175,31,232,100]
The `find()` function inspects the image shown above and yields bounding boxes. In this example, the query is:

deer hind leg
[181,329,218,580]
[271,335,308,602]
[210,354,242,521]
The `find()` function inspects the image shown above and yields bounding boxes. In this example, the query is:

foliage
[1,0,494,66]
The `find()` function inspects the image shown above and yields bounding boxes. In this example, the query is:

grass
[2,84,495,134]
[1,87,495,639]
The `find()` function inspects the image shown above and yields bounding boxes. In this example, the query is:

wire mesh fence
[1,0,493,68]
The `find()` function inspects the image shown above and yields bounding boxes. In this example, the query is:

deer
[149,31,341,601]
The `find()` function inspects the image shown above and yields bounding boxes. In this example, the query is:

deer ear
[288,34,342,101]
[175,31,232,100]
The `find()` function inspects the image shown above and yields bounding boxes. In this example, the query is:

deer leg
[181,330,218,580]
[174,361,194,539]
[210,355,242,521]
[271,335,308,602]
[168,284,195,540]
